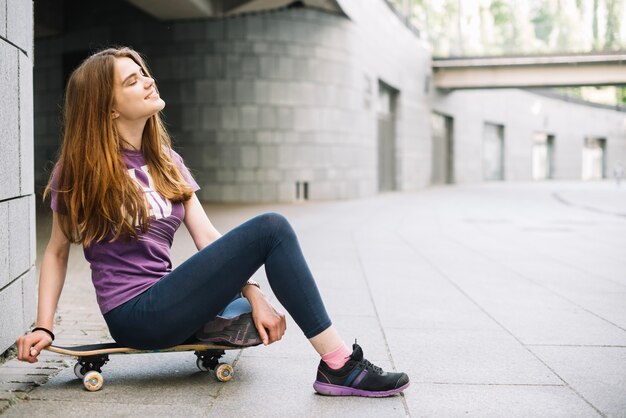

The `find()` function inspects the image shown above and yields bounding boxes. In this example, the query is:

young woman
[15,47,409,397]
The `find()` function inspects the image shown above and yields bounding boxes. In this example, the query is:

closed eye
[123,68,149,86]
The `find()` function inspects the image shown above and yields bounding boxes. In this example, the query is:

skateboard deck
[46,341,241,391]
[47,341,237,356]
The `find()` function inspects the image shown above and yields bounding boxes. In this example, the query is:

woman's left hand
[244,288,286,345]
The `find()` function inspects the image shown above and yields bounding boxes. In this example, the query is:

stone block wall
[33,0,432,203]
[155,9,377,202]
[0,0,36,354]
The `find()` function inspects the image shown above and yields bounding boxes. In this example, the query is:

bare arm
[16,212,70,362]
[182,193,222,250]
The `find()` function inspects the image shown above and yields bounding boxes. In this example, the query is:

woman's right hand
[16,331,53,363]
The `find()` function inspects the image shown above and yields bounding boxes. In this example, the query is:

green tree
[489,0,518,53]
[592,0,600,50]
[604,0,622,50]
[490,0,510,25]
[617,87,626,105]
[531,1,554,43]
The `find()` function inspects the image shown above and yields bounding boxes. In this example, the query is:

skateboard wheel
[196,357,209,372]
[215,363,233,382]
[83,370,104,391]
[74,363,86,379]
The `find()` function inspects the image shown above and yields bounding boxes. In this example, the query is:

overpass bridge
[432,53,626,89]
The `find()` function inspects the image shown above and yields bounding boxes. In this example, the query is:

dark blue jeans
[104,212,332,349]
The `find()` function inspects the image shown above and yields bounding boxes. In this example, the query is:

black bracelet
[31,327,55,341]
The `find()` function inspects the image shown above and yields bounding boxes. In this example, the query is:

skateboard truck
[74,354,109,378]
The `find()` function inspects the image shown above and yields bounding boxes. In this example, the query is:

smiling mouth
[145,90,159,100]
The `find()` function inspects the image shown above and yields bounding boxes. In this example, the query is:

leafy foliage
[391,0,625,56]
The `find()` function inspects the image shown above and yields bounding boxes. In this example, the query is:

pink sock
[321,344,352,370]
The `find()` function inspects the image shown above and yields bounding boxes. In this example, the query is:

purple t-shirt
[50,149,200,314]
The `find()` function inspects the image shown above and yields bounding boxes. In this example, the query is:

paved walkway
[1,181,625,417]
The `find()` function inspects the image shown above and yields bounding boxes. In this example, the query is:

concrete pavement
[1,181,625,417]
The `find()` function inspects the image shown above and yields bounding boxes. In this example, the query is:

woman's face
[112,56,165,122]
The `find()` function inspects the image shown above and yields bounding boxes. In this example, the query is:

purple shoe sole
[313,381,410,397]
[195,313,262,347]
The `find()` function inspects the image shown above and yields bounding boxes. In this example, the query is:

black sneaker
[194,312,262,347]
[313,343,409,397]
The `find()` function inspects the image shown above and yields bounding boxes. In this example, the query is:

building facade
[432,89,626,185]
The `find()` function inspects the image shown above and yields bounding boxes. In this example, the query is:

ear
[111,110,119,119]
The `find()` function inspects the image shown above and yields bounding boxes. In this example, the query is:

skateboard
[45,296,256,391]
[46,341,240,391]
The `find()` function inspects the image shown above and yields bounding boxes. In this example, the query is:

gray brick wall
[0,0,36,354]
[34,0,432,202]
[433,89,626,182]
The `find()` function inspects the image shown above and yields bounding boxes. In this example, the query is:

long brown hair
[44,47,194,247]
